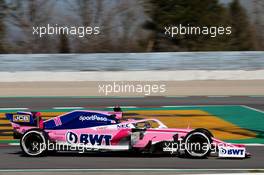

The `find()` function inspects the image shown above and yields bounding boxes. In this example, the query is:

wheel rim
[21,131,46,156]
[185,132,210,157]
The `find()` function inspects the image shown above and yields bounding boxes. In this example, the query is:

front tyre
[183,129,212,158]
[20,130,48,157]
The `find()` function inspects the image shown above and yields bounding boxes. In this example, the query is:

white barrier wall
[0,70,264,82]
[0,52,263,71]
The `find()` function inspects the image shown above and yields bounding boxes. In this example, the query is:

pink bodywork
[11,115,246,152]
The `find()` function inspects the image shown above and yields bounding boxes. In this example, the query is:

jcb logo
[13,115,30,122]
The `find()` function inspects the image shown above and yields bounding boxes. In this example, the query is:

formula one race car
[6,108,250,158]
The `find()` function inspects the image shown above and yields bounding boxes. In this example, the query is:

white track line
[162,106,191,108]
[8,143,19,146]
[0,108,28,110]
[244,144,264,146]
[53,107,84,109]
[242,105,264,114]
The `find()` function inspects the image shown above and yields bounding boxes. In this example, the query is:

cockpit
[127,119,168,129]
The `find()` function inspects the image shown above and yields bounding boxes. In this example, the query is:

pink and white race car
[6,108,250,158]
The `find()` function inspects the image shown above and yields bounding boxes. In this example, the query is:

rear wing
[6,111,43,128]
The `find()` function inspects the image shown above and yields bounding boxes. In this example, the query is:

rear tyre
[183,129,212,159]
[20,129,48,157]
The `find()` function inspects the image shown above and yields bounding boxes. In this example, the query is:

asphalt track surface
[0,146,262,169]
[0,96,264,110]
[0,96,263,169]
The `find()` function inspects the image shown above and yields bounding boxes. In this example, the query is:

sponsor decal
[66,131,112,146]
[79,115,107,122]
[13,114,30,123]
[66,131,78,144]
[117,123,130,128]
[54,117,62,126]
[96,126,107,130]
[218,146,246,158]
[110,120,116,124]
